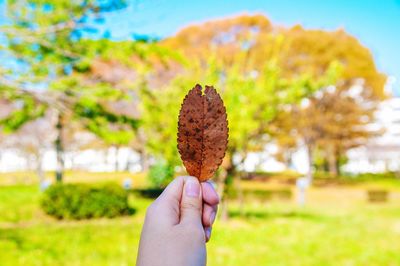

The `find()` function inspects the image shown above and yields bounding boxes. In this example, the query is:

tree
[140,53,333,218]
[145,14,385,217]
[162,14,385,98]
[278,26,386,179]
[297,89,379,177]
[281,26,386,98]
[79,41,180,171]
[168,14,386,182]
[0,1,140,181]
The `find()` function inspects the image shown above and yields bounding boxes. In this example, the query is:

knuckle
[185,175,200,184]
[181,200,201,212]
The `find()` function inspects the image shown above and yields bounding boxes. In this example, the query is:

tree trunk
[305,143,314,183]
[69,152,76,171]
[114,145,120,172]
[35,151,45,184]
[216,169,228,220]
[139,148,149,172]
[285,150,294,170]
[55,113,64,183]
[217,153,235,221]
[237,173,245,217]
[236,154,248,217]
[136,129,149,172]
[336,149,341,176]
[124,152,131,172]
[328,145,338,177]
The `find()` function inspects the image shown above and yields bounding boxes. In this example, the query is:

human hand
[136,176,220,266]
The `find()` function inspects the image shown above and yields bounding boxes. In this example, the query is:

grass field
[1,173,400,266]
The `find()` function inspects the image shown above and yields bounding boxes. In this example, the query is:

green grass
[210,203,400,266]
[0,185,42,223]
[1,182,400,266]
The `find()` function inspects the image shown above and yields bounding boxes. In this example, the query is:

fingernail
[185,179,200,198]
[209,211,216,225]
[205,227,212,239]
[207,180,217,189]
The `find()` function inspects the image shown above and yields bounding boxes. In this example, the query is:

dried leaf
[177,84,229,182]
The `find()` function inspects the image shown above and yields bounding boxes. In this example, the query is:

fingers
[201,182,219,242]
[205,227,212,242]
[158,175,185,203]
[201,181,220,206]
[179,176,203,226]
[202,203,217,227]
[202,203,217,242]
[149,176,219,242]
[148,176,186,226]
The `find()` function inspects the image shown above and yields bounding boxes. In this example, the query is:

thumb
[180,176,203,225]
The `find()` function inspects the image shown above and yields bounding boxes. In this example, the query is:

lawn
[0,175,400,266]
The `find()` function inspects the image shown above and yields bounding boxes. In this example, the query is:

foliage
[164,15,386,98]
[245,170,303,181]
[0,10,389,186]
[282,26,387,98]
[141,51,336,179]
[161,14,386,182]
[0,1,144,181]
[226,188,293,201]
[41,183,131,219]
[147,161,174,188]
[131,188,164,199]
[273,86,380,177]
[0,94,46,133]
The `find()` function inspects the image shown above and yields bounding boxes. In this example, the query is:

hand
[136,176,220,266]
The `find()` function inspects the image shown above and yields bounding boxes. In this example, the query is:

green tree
[0,0,140,181]
[140,52,335,218]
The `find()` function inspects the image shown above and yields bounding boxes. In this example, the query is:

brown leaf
[177,84,229,182]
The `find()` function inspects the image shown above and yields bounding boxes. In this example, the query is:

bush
[312,171,400,186]
[367,190,389,203]
[244,170,302,183]
[131,188,164,199]
[148,161,174,188]
[227,188,293,201]
[41,183,132,220]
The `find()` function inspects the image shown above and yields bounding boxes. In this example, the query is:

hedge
[41,183,132,220]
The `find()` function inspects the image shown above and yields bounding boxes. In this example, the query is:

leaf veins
[177,84,229,181]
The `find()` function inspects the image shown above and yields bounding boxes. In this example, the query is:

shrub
[227,188,293,201]
[148,161,174,188]
[367,190,389,203]
[41,183,131,220]
[131,188,164,199]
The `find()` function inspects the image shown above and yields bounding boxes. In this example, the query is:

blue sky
[1,0,399,91]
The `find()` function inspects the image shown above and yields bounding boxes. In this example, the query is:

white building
[344,96,400,173]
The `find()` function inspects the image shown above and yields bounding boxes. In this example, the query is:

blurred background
[0,0,400,265]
